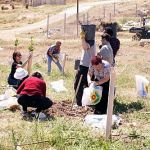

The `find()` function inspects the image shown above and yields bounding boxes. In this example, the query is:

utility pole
[77,0,79,37]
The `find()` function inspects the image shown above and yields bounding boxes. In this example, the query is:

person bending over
[47,41,63,75]
[17,72,53,117]
[89,56,110,114]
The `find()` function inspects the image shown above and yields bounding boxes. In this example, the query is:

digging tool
[71,74,83,110]
[21,53,32,68]
[62,53,67,74]
[49,53,59,63]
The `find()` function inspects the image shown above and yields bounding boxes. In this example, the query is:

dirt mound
[48,100,93,118]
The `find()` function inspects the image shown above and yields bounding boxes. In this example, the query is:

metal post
[76,0,79,37]
[114,2,115,16]
[103,6,106,19]
[109,13,112,22]
[64,13,66,36]
[136,4,138,17]
[47,14,49,38]
[83,14,85,24]
[87,12,89,24]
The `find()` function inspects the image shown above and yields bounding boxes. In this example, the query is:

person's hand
[94,81,99,86]
[47,51,52,56]
[80,31,86,39]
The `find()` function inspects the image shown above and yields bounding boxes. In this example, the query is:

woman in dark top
[8,51,22,88]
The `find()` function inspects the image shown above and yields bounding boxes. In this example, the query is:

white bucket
[135,75,149,97]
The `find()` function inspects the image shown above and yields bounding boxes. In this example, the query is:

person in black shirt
[8,51,22,88]
[104,27,120,63]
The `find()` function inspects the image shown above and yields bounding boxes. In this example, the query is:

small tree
[14,38,19,51]
[28,37,34,52]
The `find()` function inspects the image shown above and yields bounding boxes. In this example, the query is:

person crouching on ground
[47,41,63,75]
[8,51,23,88]
[89,56,110,114]
[17,72,53,118]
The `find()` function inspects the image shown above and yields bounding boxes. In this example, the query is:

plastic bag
[82,83,102,106]
[84,114,121,130]
[135,75,149,97]
[50,79,68,92]
[0,87,16,101]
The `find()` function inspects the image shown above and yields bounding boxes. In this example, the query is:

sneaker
[38,112,47,120]
[21,111,30,118]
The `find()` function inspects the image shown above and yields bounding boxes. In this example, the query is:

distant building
[25,0,66,7]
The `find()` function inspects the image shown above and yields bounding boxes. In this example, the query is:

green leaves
[28,36,34,52]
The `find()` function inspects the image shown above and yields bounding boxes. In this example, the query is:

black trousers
[18,95,53,112]
[94,80,110,114]
[74,65,89,106]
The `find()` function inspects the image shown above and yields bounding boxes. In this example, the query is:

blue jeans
[47,55,63,73]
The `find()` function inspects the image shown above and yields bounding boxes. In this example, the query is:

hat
[14,68,28,80]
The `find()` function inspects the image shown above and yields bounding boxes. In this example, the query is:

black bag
[81,24,96,41]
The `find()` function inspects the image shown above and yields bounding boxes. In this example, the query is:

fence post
[106,67,115,140]
[136,4,138,17]
[87,12,89,24]
[114,2,116,16]
[76,0,79,37]
[83,14,85,24]
[64,13,67,37]
[47,14,49,38]
[109,13,112,22]
[103,6,105,19]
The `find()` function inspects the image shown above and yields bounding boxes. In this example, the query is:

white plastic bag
[135,75,149,97]
[82,83,102,106]
[50,79,68,92]
[0,87,16,101]
[84,114,121,130]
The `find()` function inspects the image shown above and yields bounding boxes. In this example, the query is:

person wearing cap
[47,41,63,75]
[17,72,53,118]
[104,27,120,63]
[98,33,114,66]
[14,68,29,88]
[88,56,110,114]
[8,51,23,88]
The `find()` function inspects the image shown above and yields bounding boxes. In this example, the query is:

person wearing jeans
[47,55,62,74]
[47,41,63,75]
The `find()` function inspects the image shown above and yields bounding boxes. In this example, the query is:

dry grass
[0,0,150,149]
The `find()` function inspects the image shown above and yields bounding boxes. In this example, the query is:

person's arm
[80,31,90,50]
[95,65,110,85]
[82,39,90,50]
[42,82,46,97]
[95,75,110,86]
[99,46,110,63]
[88,66,95,85]
[47,46,54,56]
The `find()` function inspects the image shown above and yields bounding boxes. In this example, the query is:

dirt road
[0,0,130,40]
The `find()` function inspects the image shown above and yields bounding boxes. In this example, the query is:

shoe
[94,110,102,115]
[21,111,30,118]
